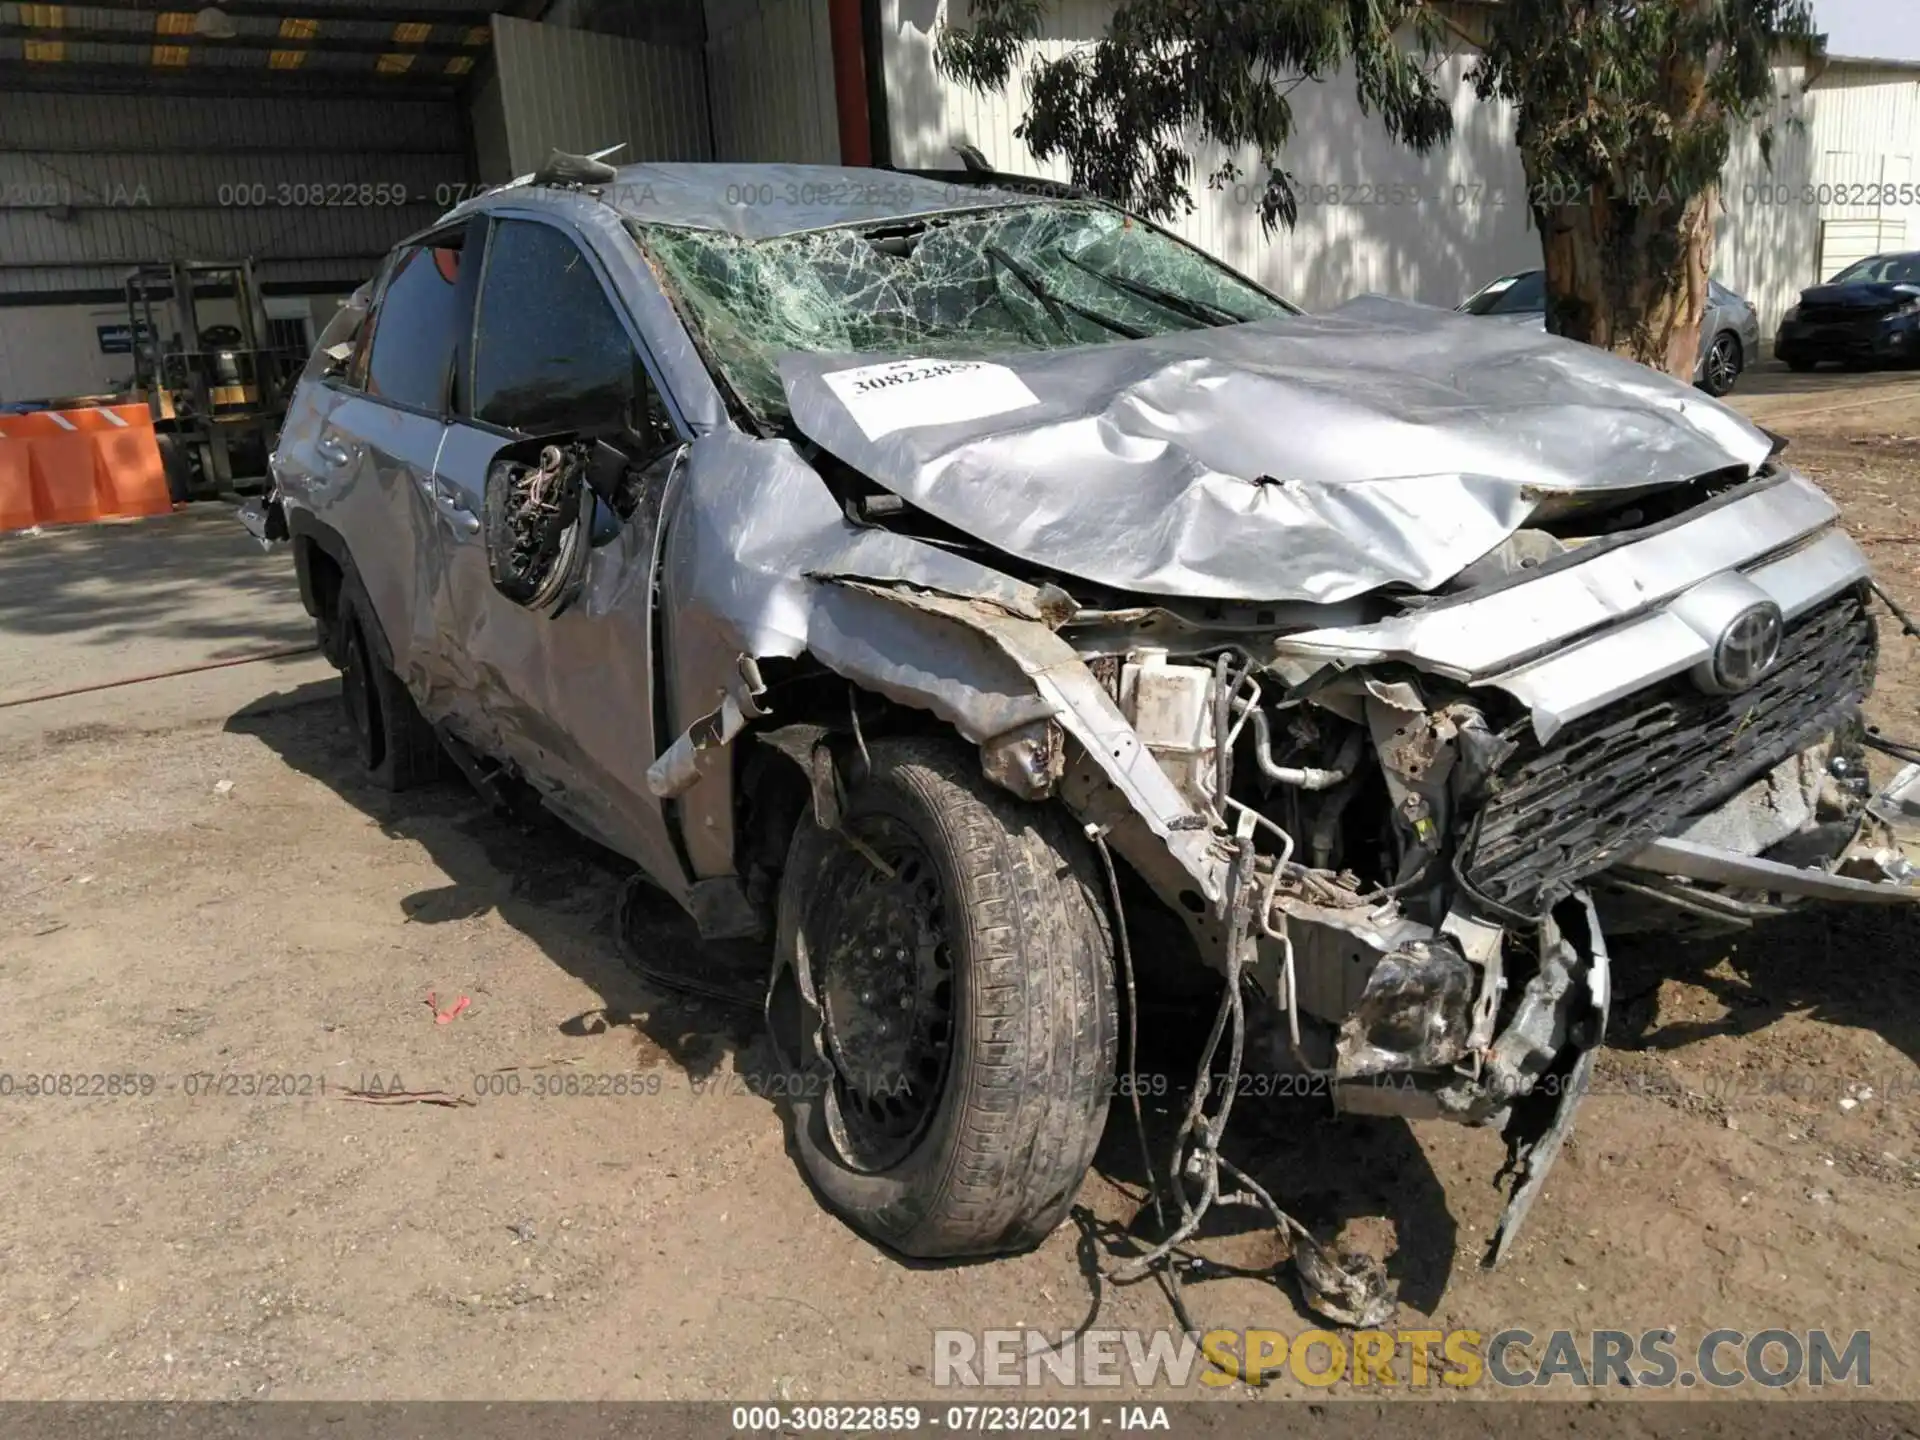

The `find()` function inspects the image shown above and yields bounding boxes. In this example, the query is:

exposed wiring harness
[1865,581,1920,766]
[1086,805,1395,1382]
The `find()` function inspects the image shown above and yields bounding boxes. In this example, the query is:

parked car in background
[1775,251,1920,372]
[1457,269,1762,396]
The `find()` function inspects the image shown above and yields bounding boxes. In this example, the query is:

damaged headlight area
[864,567,1907,1285]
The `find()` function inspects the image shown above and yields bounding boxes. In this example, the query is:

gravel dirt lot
[2,366,1919,1407]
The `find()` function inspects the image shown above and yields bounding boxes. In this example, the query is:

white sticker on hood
[821,358,1041,440]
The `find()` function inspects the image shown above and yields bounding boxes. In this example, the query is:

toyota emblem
[1711,602,1784,692]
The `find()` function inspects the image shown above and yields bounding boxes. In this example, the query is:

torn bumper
[1616,760,1920,907]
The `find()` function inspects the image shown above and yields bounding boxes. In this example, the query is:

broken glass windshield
[633,202,1291,424]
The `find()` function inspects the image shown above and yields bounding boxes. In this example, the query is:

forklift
[125,259,303,500]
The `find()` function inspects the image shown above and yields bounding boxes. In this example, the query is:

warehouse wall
[878,2,1865,335]
[470,68,515,185]
[488,14,711,176]
[0,293,336,407]
[878,0,1539,316]
[0,91,470,298]
[705,0,841,165]
[1802,63,1920,282]
[1712,75,1819,338]
[0,88,468,404]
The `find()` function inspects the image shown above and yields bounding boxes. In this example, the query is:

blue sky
[1816,0,1920,61]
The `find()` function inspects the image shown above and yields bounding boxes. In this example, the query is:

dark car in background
[1457,268,1763,396]
[1775,251,1920,372]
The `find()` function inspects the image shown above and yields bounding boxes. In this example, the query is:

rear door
[317,220,483,703]
[431,213,688,887]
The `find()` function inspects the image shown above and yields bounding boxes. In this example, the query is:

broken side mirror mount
[320,341,355,379]
[481,435,595,616]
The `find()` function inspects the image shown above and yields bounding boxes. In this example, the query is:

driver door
[429,214,687,893]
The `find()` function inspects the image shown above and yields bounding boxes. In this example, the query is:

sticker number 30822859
[819,358,1041,440]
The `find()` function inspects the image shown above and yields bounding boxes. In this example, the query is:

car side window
[362,229,474,412]
[1491,270,1546,314]
[470,218,676,451]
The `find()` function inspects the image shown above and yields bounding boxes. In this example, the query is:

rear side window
[363,233,472,411]
[470,219,659,437]
[1476,270,1545,314]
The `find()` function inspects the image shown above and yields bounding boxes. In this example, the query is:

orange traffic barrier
[0,441,33,532]
[0,403,174,534]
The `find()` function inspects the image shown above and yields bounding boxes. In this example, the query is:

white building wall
[881,4,1905,338]
[880,0,1537,313]
[490,15,712,176]
[1712,69,1819,336]
[1804,63,1920,280]
[705,0,842,164]
[0,301,144,404]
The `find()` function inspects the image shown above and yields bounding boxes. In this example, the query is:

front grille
[1797,304,1888,329]
[1457,590,1877,917]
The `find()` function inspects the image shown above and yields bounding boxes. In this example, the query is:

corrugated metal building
[1,0,1913,403]
[0,0,493,402]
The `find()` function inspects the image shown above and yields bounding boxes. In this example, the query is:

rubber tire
[1784,354,1817,373]
[336,590,441,792]
[774,738,1117,1259]
[1699,332,1742,397]
[156,432,194,505]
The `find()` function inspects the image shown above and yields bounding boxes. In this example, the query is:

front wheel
[768,739,1116,1259]
[1700,332,1743,396]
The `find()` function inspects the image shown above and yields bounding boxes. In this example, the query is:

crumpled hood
[779,295,1775,604]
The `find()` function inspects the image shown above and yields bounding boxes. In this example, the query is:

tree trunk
[1527,0,1716,381]
[1533,181,1714,380]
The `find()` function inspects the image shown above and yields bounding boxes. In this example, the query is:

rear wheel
[336,590,441,792]
[768,739,1116,1259]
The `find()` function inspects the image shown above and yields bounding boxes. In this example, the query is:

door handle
[315,436,353,468]
[431,476,480,536]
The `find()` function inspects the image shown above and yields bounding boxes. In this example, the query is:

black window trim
[318,256,393,400]
[458,206,691,451]
[335,219,482,422]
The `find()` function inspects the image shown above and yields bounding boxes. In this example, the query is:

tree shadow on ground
[1606,906,1920,1072]
[224,684,765,1088]
[0,505,311,655]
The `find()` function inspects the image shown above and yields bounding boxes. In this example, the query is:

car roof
[482,161,1035,242]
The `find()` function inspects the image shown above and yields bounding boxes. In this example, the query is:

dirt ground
[3,365,1920,1406]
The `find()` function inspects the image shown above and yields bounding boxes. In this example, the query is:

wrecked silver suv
[257,158,1920,1280]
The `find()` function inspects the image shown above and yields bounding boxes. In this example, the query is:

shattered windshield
[634,202,1291,424]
